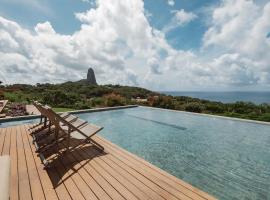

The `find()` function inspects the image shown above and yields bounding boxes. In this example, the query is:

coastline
[160,91,270,104]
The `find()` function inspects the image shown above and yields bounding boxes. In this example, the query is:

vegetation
[0,81,269,122]
[0,82,157,110]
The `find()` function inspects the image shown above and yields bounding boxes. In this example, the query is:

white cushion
[0,156,10,200]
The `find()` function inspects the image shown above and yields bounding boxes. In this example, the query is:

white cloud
[163,9,197,33]
[202,0,270,87]
[174,9,197,25]
[0,0,269,91]
[167,0,175,6]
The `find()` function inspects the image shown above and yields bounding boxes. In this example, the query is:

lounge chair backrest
[41,106,61,129]
[44,107,75,130]
[33,102,45,115]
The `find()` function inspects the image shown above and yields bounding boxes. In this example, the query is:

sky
[0,0,270,91]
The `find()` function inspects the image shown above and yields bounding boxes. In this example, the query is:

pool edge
[0,105,138,123]
[139,105,270,126]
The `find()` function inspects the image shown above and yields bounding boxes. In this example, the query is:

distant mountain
[79,68,97,85]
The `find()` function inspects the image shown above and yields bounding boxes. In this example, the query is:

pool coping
[0,105,138,123]
[1,104,270,126]
[139,105,270,126]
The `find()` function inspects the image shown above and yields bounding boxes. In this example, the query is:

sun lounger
[30,102,66,130]
[34,115,87,153]
[31,103,103,168]
[30,102,78,140]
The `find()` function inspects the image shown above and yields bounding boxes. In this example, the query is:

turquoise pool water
[0,118,38,128]
[77,107,270,200]
[1,107,270,199]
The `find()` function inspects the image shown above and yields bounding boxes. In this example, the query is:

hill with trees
[0,81,270,122]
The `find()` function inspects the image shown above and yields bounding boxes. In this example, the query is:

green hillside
[0,82,270,122]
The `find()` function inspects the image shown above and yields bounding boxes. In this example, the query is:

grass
[52,107,76,113]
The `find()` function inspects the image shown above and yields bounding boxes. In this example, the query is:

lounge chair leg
[89,139,104,152]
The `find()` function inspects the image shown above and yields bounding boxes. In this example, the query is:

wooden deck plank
[53,158,86,200]
[16,125,33,200]
[94,137,192,200]
[80,150,139,200]
[24,125,59,200]
[46,166,73,200]
[20,125,46,200]
[57,152,99,200]
[2,126,11,155]
[101,154,165,200]
[95,136,215,200]
[80,145,153,200]
[98,136,215,200]
[93,143,181,200]
[1,124,216,200]
[10,126,19,200]
[64,147,116,200]
[24,126,72,200]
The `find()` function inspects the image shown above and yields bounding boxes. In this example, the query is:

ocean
[161,91,270,104]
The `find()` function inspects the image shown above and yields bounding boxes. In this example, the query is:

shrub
[104,93,125,107]
[205,103,225,113]
[184,102,204,113]
[0,91,4,100]
[90,97,106,107]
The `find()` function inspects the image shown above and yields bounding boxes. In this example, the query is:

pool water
[77,107,270,200]
[0,118,38,128]
[1,107,270,199]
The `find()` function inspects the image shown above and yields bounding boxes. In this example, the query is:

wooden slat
[10,126,19,200]
[2,126,11,155]
[20,125,46,200]
[94,137,192,200]
[86,156,139,200]
[66,151,119,200]
[91,142,181,200]
[58,152,99,200]
[96,136,215,200]
[46,166,72,200]
[95,136,213,200]
[16,125,33,200]
[63,148,114,200]
[24,125,59,200]
[80,146,152,200]
[53,158,86,200]
[100,153,165,200]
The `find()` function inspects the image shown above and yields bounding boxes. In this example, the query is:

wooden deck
[0,124,216,200]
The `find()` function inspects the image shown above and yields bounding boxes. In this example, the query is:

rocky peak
[87,68,97,85]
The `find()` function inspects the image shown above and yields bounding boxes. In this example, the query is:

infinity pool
[1,107,270,199]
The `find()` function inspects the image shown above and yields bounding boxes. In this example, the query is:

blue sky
[0,0,270,91]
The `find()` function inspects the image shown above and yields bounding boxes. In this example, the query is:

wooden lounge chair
[30,102,70,131]
[32,104,103,168]
[30,102,78,141]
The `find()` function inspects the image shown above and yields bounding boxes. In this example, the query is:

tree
[0,81,2,84]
